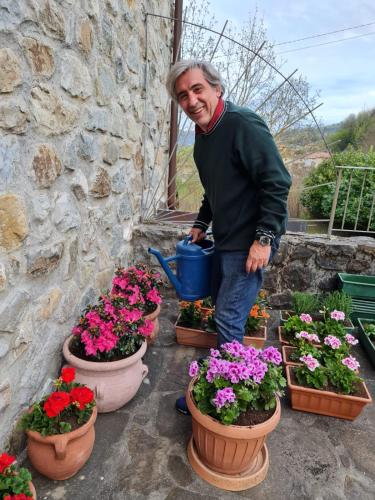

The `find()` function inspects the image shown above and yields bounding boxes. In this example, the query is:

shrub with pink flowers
[71,294,154,361]
[188,342,286,425]
[0,452,33,499]
[111,264,163,314]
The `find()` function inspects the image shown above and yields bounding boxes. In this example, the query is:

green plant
[291,292,321,315]
[301,148,375,230]
[204,313,216,333]
[364,322,375,339]
[179,301,203,328]
[0,453,33,499]
[317,318,347,341]
[20,368,95,437]
[322,291,353,317]
[283,314,314,337]
[202,297,213,309]
[188,342,285,425]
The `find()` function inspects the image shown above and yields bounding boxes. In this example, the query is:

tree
[329,108,375,152]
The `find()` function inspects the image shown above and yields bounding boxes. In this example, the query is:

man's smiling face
[175,68,221,131]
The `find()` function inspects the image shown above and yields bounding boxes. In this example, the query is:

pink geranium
[300,313,313,323]
[330,310,345,321]
[324,335,342,349]
[342,355,360,371]
[300,354,320,372]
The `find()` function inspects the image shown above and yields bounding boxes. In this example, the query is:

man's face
[175,68,221,131]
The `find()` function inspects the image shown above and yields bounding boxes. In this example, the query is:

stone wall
[0,0,172,449]
[133,224,375,306]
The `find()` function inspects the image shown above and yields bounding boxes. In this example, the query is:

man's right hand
[189,227,206,243]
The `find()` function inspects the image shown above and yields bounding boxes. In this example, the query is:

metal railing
[328,165,375,237]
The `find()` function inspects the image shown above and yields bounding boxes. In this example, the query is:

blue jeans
[211,241,279,347]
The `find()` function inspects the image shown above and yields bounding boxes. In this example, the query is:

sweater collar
[195,97,225,135]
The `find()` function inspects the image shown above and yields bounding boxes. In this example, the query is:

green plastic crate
[357,318,375,368]
[338,273,375,300]
[350,298,375,325]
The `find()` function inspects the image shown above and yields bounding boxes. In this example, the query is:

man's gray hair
[166,60,225,101]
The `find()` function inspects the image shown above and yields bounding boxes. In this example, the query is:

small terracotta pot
[145,304,161,345]
[26,407,97,480]
[186,380,281,475]
[63,337,148,413]
[29,480,37,499]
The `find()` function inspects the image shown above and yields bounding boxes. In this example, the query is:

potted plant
[286,332,372,420]
[321,291,354,331]
[63,294,151,412]
[111,264,163,344]
[20,368,96,480]
[281,331,321,367]
[185,341,285,491]
[279,313,315,344]
[0,452,36,499]
[357,318,375,367]
[281,292,322,323]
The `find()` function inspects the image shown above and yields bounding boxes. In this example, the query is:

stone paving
[28,298,375,500]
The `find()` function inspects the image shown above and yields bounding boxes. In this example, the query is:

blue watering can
[148,236,214,301]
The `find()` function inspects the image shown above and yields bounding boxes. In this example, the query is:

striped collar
[195,97,226,135]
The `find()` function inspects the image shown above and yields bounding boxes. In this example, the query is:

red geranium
[43,391,71,418]
[60,367,75,383]
[70,386,94,410]
[4,494,32,500]
[0,452,15,473]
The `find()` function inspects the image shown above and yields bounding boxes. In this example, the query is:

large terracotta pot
[29,481,37,499]
[63,337,148,413]
[186,379,281,475]
[145,304,161,345]
[26,407,97,480]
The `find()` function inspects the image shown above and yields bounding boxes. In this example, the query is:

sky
[200,0,375,125]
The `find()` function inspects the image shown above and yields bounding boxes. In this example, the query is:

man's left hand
[246,241,271,273]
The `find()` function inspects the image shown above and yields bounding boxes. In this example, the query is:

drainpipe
[168,0,183,210]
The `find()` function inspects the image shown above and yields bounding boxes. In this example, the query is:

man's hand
[189,227,206,243]
[246,241,271,273]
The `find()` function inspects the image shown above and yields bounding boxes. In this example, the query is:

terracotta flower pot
[186,379,281,475]
[26,407,97,480]
[29,481,37,499]
[286,366,372,420]
[63,337,148,413]
[145,304,161,345]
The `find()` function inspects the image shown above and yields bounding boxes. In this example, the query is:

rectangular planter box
[175,316,266,349]
[338,273,375,301]
[281,346,302,367]
[357,318,375,368]
[280,310,354,332]
[278,326,291,346]
[286,366,372,421]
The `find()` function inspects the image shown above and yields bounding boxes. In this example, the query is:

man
[166,60,291,413]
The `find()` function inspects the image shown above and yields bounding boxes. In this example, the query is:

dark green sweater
[193,101,292,251]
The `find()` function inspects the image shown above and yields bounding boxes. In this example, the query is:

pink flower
[296,330,310,340]
[300,354,320,372]
[146,288,161,304]
[138,319,154,337]
[324,335,342,349]
[300,313,313,323]
[330,310,345,321]
[189,361,199,377]
[212,387,236,409]
[342,355,360,371]
[209,348,220,358]
[120,308,143,323]
[261,346,282,365]
[309,333,320,343]
[345,334,358,346]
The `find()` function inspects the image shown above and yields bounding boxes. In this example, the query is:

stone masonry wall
[0,0,172,449]
[133,224,375,306]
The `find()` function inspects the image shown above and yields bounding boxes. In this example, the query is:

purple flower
[330,310,345,321]
[342,355,360,371]
[300,313,313,323]
[261,346,282,365]
[210,348,220,358]
[189,361,199,377]
[345,334,358,346]
[248,358,268,383]
[309,333,320,343]
[212,387,236,409]
[300,354,320,372]
[221,340,245,358]
[324,335,342,349]
[296,330,310,340]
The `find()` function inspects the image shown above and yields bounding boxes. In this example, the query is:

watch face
[259,235,272,246]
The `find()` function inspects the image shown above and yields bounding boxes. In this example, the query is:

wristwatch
[255,234,272,247]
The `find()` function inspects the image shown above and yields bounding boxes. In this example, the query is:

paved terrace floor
[28,298,375,500]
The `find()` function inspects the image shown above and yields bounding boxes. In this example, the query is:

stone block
[0,100,29,133]
[26,242,64,277]
[269,291,293,309]
[111,168,126,193]
[0,338,9,358]
[281,262,313,291]
[55,282,80,324]
[0,194,28,252]
[0,48,22,93]
[86,108,110,133]
[22,37,55,76]
[316,255,347,271]
[78,19,93,54]
[118,87,131,111]
[263,269,278,293]
[0,263,6,291]
[39,0,65,40]
[290,246,316,260]
[347,259,370,273]
[61,50,92,99]
[0,382,11,414]
[119,142,133,159]
[37,287,63,320]
[31,85,79,135]
[71,170,89,200]
[272,240,288,265]
[32,144,62,188]
[101,15,113,55]
[95,268,112,291]
[318,275,338,292]
[64,237,79,280]
[32,193,50,221]
[52,192,81,232]
[0,290,30,333]
[0,135,21,186]
[12,309,34,359]
[103,139,119,165]
[90,168,111,197]
[117,194,132,220]
[95,62,116,106]
[77,133,98,162]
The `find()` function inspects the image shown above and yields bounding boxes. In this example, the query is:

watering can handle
[164,255,179,263]
[183,235,193,245]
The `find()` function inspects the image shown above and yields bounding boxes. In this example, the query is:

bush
[301,149,375,230]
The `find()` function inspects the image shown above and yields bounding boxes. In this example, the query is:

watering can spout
[148,247,181,295]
